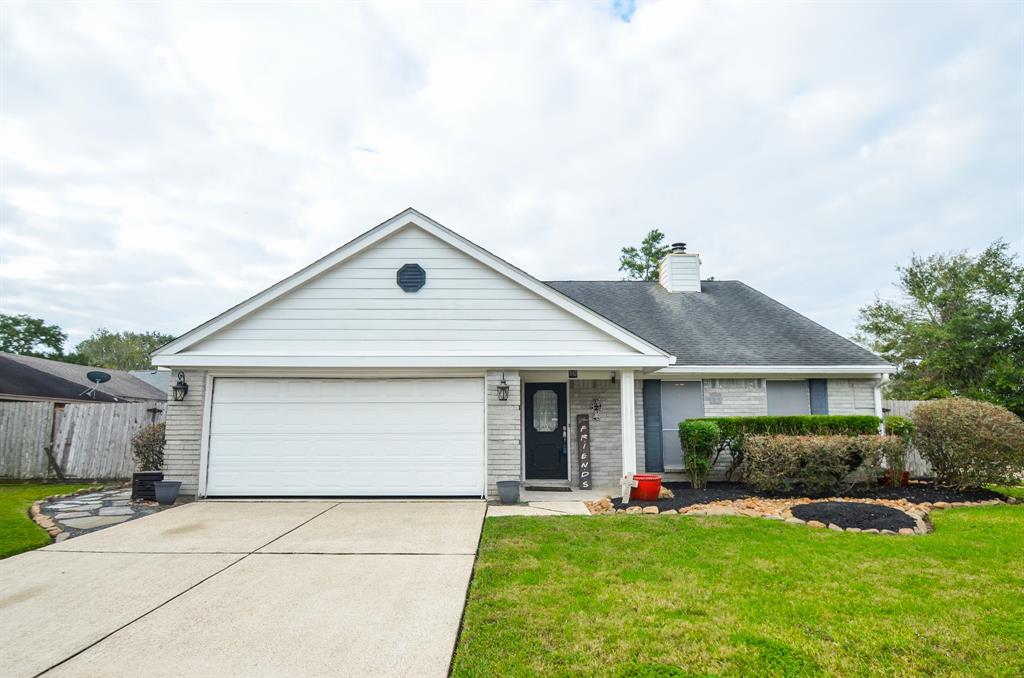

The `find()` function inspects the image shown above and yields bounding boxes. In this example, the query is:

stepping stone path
[34,486,186,542]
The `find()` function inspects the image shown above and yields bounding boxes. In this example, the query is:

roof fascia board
[654,365,895,376]
[152,354,671,368]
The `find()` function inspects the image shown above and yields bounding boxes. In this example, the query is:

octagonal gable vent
[396,263,426,292]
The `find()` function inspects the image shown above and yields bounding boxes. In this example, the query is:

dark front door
[524,382,567,479]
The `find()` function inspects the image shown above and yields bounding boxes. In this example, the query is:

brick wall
[486,370,521,497]
[702,378,767,417]
[162,369,206,495]
[566,377,642,488]
[827,379,877,415]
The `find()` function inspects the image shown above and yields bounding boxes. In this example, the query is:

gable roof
[546,281,891,370]
[154,208,672,366]
[0,352,168,402]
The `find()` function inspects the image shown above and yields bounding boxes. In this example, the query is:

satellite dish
[80,371,113,399]
[86,371,111,384]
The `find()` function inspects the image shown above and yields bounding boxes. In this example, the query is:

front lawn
[453,506,1024,677]
[0,483,97,559]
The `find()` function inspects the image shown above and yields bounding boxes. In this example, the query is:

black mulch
[791,501,916,531]
[612,481,1004,512]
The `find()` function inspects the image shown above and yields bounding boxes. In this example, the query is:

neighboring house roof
[546,280,889,368]
[0,352,167,402]
[128,369,172,394]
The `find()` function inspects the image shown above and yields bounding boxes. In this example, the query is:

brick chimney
[658,242,701,293]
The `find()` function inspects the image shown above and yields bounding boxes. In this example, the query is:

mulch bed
[791,501,917,531]
[612,481,1004,512]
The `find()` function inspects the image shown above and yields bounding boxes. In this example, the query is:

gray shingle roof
[0,352,168,401]
[546,281,888,367]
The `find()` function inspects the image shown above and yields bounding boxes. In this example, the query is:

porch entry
[524,382,568,479]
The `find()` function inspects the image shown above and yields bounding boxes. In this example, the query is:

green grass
[990,485,1024,500]
[453,506,1024,677]
[0,483,98,559]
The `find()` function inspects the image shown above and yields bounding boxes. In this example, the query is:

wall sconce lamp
[497,373,510,401]
[590,398,602,420]
[171,371,189,402]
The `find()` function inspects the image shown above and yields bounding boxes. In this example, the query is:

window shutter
[809,379,829,415]
[642,380,663,472]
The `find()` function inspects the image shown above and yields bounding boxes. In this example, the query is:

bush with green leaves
[131,422,166,471]
[741,434,891,495]
[701,415,882,480]
[679,420,721,489]
[882,415,914,485]
[911,397,1024,488]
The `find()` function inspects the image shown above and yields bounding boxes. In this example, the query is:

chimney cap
[670,242,687,254]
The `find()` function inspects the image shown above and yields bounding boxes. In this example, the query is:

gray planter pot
[153,480,182,505]
[496,480,520,505]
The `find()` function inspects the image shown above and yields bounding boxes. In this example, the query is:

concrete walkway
[0,500,485,678]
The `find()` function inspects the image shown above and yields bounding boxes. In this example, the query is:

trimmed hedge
[679,420,720,489]
[702,415,882,479]
[742,434,893,495]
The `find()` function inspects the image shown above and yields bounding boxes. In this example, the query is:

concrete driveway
[0,500,485,678]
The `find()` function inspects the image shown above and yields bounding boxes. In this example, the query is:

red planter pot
[632,474,662,501]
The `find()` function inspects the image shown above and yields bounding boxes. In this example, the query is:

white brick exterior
[702,378,767,417]
[486,370,521,497]
[827,379,877,415]
[565,377,644,486]
[162,369,205,495]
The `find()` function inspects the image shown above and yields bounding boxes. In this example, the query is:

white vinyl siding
[206,377,484,496]
[189,226,638,357]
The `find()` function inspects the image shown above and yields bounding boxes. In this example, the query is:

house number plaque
[576,414,592,490]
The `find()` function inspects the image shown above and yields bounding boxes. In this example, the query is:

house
[152,208,893,498]
[0,352,167,403]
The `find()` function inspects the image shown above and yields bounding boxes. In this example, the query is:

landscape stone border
[585,493,1016,535]
[30,484,182,543]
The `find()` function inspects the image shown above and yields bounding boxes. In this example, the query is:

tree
[619,229,671,281]
[70,329,176,371]
[0,314,67,357]
[855,240,1024,416]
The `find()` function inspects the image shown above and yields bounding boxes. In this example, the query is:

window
[532,390,558,432]
[766,380,811,415]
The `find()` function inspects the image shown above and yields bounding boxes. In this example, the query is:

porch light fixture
[591,398,602,420]
[497,373,510,401]
[171,371,189,402]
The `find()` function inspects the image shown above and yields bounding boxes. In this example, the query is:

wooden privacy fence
[881,399,933,478]
[0,400,165,480]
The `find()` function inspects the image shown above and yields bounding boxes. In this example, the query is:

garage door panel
[206,378,484,496]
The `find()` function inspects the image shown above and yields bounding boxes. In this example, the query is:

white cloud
[1,0,1021,348]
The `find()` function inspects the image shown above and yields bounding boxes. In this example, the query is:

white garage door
[206,378,485,496]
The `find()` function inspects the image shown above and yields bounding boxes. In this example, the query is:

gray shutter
[642,380,663,472]
[809,379,829,414]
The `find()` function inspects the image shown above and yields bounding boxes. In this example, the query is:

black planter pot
[132,471,164,501]
[496,480,520,505]
[154,480,182,505]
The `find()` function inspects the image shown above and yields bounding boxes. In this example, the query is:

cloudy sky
[2,0,1022,350]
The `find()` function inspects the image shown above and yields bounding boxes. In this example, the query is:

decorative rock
[54,511,92,520]
[687,509,708,517]
[806,520,826,528]
[660,509,678,515]
[863,528,879,534]
[625,506,642,514]
[898,528,915,535]
[54,533,70,542]
[846,527,862,533]
[933,502,951,510]
[60,515,131,529]
[880,529,897,535]
[828,523,843,532]
[642,506,659,515]
[785,517,805,525]
[763,515,784,521]
[97,507,134,516]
